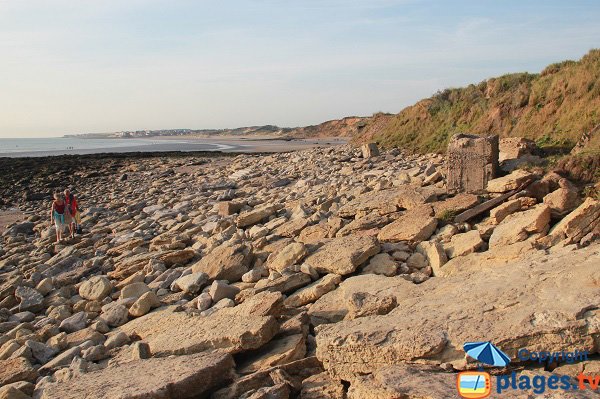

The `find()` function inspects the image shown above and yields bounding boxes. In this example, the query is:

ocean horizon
[0,137,243,157]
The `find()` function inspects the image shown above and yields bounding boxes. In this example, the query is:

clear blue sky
[1,0,599,137]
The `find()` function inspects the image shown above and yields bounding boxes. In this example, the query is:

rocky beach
[0,140,599,399]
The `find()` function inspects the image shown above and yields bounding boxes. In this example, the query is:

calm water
[0,138,167,153]
[0,137,235,157]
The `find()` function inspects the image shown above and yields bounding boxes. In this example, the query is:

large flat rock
[119,292,281,356]
[316,243,600,379]
[308,274,416,326]
[337,187,437,218]
[302,235,380,276]
[39,352,234,399]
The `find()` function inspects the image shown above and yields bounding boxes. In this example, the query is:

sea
[0,137,237,157]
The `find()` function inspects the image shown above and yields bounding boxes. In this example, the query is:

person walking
[64,188,80,237]
[50,192,67,242]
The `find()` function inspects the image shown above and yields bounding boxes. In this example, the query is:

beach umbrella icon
[463,341,511,367]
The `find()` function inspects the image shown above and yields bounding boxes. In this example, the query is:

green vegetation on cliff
[362,49,600,153]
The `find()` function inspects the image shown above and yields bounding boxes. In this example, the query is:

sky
[1,0,599,137]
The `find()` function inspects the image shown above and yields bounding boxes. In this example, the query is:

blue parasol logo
[463,341,511,367]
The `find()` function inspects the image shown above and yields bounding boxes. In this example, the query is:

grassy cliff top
[358,49,600,154]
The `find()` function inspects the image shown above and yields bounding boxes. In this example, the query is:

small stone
[241,269,262,283]
[131,341,151,360]
[99,302,129,327]
[129,291,161,318]
[105,332,130,350]
[81,345,108,362]
[406,252,428,269]
[35,278,54,296]
[196,293,212,311]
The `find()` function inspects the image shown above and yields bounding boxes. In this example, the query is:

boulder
[444,230,485,258]
[0,358,38,386]
[543,187,580,217]
[237,334,306,374]
[362,253,397,276]
[14,287,43,313]
[486,169,533,193]
[119,291,282,356]
[347,364,457,399]
[129,291,161,317]
[284,274,341,308]
[345,292,397,320]
[24,340,57,364]
[489,198,522,224]
[59,311,87,333]
[119,282,151,300]
[489,204,551,248]
[78,276,112,301]
[104,331,130,350]
[99,302,129,327]
[39,346,81,372]
[172,272,208,294]
[378,214,437,243]
[237,205,280,228]
[337,187,436,218]
[266,242,308,273]
[38,352,235,399]
[209,281,240,303]
[273,218,310,238]
[315,243,600,379]
[308,274,417,326]
[298,219,342,243]
[191,243,252,282]
[302,236,380,276]
[335,213,390,238]
[218,201,244,216]
[415,241,447,276]
[361,143,380,158]
[541,197,600,246]
[499,137,536,162]
[0,386,31,399]
[157,249,196,266]
[301,372,345,399]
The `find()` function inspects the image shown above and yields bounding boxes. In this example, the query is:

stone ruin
[447,133,499,194]
[361,143,380,158]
